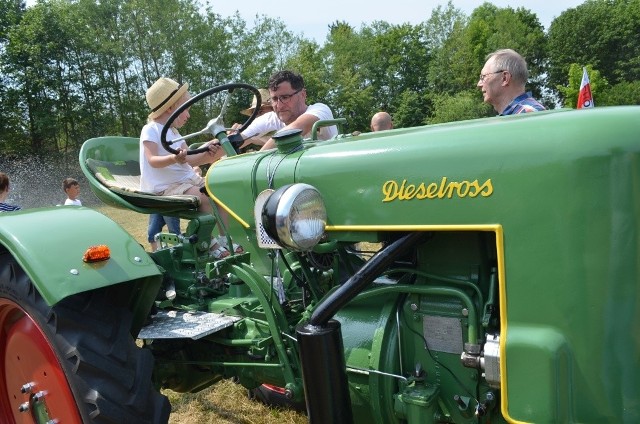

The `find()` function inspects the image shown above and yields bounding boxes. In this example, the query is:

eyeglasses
[478,70,505,82]
[270,89,302,104]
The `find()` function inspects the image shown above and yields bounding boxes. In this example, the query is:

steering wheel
[160,83,261,157]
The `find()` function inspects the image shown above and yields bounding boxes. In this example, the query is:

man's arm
[260,104,332,150]
[261,114,319,150]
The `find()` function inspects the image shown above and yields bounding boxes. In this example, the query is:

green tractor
[1,83,638,424]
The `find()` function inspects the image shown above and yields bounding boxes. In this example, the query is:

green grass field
[95,205,308,424]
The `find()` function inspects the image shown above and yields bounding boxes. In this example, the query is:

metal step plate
[138,309,241,340]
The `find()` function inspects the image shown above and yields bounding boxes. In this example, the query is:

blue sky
[202,0,587,42]
[25,0,588,43]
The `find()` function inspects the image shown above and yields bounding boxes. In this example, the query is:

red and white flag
[577,67,594,108]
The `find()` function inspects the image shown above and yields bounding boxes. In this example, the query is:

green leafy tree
[306,20,432,132]
[0,0,26,149]
[547,0,640,104]
[425,2,469,95]
[392,90,430,129]
[0,0,24,40]
[316,21,373,132]
[62,0,136,142]
[599,81,640,106]
[365,22,432,109]
[428,90,492,124]
[228,14,302,120]
[4,1,77,152]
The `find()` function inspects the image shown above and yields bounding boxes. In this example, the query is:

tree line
[1,0,639,155]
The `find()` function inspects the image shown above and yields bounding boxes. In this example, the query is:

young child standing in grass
[63,177,82,206]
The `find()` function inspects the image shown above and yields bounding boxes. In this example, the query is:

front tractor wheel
[0,250,170,423]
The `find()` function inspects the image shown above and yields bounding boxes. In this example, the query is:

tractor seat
[85,158,200,211]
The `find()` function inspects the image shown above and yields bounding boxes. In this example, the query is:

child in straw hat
[140,77,222,198]
[140,77,240,257]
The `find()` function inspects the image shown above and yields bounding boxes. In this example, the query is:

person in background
[370,111,393,131]
[477,48,546,115]
[62,177,82,206]
[147,214,180,251]
[0,172,21,212]
[233,88,277,152]
[241,88,273,117]
[259,70,337,150]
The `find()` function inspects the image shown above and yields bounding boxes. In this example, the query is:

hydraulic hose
[309,231,427,326]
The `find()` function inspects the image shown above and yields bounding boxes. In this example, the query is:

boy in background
[63,177,82,206]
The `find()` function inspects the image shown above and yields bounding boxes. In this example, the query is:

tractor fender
[0,206,162,306]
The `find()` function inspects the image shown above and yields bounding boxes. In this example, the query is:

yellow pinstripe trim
[206,191,251,229]
[326,224,499,232]
[204,166,251,229]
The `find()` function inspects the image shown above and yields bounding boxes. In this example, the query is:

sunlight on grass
[93,205,154,247]
[166,381,307,424]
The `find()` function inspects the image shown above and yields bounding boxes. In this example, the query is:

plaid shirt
[500,93,546,115]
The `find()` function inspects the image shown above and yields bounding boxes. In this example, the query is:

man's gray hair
[486,49,529,85]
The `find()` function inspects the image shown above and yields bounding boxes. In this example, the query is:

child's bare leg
[183,186,212,213]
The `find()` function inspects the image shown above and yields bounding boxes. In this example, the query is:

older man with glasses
[477,49,545,115]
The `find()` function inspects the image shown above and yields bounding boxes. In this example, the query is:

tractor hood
[207,107,640,234]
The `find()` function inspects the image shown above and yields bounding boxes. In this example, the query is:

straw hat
[241,88,272,116]
[146,77,189,119]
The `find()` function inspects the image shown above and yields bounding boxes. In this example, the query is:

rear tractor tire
[0,249,170,423]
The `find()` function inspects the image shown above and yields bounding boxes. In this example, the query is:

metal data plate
[422,315,464,354]
[138,310,240,340]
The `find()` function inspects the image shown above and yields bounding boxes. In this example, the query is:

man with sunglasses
[477,49,545,115]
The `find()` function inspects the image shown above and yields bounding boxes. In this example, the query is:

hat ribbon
[152,84,183,112]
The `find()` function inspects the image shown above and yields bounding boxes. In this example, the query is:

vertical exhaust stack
[296,320,353,424]
[298,232,426,423]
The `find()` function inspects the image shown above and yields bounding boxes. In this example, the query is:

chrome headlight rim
[261,183,326,251]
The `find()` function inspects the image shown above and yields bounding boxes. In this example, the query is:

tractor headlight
[261,183,326,251]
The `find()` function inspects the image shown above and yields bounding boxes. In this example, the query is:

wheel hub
[1,299,82,424]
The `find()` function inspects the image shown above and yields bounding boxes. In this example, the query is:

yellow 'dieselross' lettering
[382,177,493,202]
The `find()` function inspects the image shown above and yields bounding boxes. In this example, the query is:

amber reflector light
[83,245,111,262]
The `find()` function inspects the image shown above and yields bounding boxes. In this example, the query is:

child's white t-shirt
[64,198,82,206]
[139,122,198,193]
